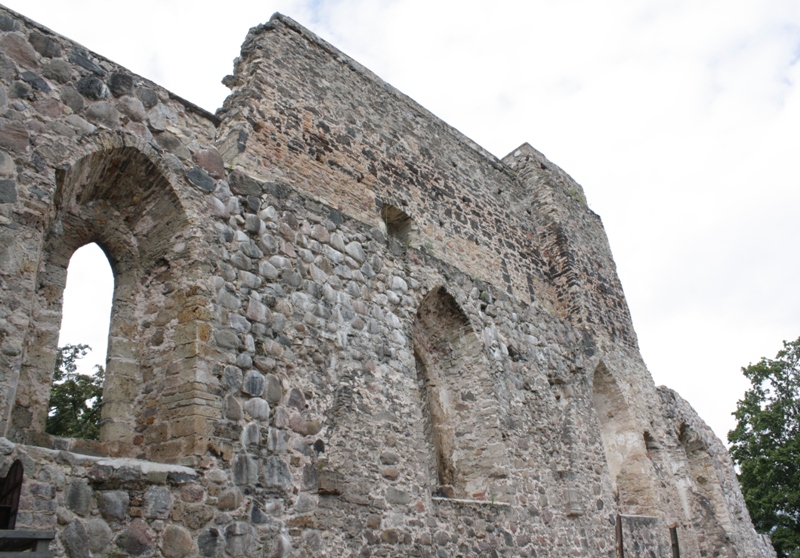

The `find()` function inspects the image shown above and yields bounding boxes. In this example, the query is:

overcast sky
[9,0,800,444]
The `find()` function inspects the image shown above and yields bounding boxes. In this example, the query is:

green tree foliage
[46,344,104,440]
[729,338,800,558]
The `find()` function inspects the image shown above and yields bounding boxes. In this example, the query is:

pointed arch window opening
[380,204,414,243]
[8,144,200,452]
[48,243,114,438]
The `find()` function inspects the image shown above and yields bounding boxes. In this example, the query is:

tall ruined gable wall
[217,14,541,305]
[218,14,640,349]
[0,6,774,558]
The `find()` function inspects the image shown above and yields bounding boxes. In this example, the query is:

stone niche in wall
[412,286,505,500]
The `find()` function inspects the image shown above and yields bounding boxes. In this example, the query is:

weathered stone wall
[657,387,777,558]
[617,515,673,558]
[0,6,774,557]
[0,6,226,462]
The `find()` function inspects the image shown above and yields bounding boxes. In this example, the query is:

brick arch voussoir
[55,130,193,225]
[70,131,182,188]
[52,131,198,268]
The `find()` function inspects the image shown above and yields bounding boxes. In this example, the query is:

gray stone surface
[20,71,49,92]
[386,487,411,505]
[225,521,258,557]
[116,96,145,122]
[0,180,16,203]
[0,34,37,67]
[0,13,18,32]
[181,503,213,530]
[65,479,92,517]
[75,76,108,99]
[222,365,243,391]
[117,518,156,557]
[224,394,243,420]
[197,528,222,557]
[142,486,172,519]
[263,374,283,405]
[217,488,243,511]
[243,397,269,420]
[8,80,32,100]
[161,524,193,558]
[269,534,292,558]
[60,84,85,112]
[285,388,305,411]
[29,31,61,58]
[240,421,259,447]
[242,370,265,396]
[64,113,95,134]
[263,456,293,491]
[60,520,90,558]
[44,58,72,82]
[85,518,113,553]
[186,166,215,192]
[232,453,258,486]
[0,120,28,152]
[85,101,120,128]
[69,47,104,75]
[108,72,134,97]
[195,148,225,178]
[98,490,129,522]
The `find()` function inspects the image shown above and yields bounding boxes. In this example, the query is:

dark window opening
[381,204,414,243]
[413,287,501,500]
[678,424,733,550]
[415,351,456,495]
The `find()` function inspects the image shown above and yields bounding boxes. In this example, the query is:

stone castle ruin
[0,6,776,557]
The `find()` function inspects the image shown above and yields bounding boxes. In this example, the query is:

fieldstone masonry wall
[0,5,775,557]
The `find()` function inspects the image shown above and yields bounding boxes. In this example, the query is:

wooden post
[670,525,680,558]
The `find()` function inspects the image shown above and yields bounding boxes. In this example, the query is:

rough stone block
[64,479,92,517]
[98,490,129,522]
[142,486,172,519]
[60,519,90,558]
[161,524,194,558]
[117,518,156,557]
